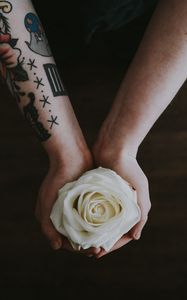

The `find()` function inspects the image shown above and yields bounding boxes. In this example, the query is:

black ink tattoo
[24,13,52,57]
[27,58,37,71]
[34,76,44,89]
[13,62,29,81]
[14,83,25,96]
[14,83,26,103]
[23,92,51,141]
[0,12,10,33]
[43,63,67,97]
[40,94,51,108]
[47,115,59,129]
[0,1,12,14]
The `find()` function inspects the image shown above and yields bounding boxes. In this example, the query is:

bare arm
[93,0,187,257]
[95,0,187,157]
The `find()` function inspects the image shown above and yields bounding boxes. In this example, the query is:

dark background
[0,2,187,299]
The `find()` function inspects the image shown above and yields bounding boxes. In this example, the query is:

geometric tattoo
[27,58,37,70]
[34,76,44,89]
[43,63,67,97]
[39,94,51,108]
[47,114,59,129]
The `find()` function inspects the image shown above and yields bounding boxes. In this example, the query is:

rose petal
[50,167,141,251]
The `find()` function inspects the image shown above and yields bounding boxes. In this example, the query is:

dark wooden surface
[0,10,187,300]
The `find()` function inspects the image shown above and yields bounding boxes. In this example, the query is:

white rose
[50,167,141,252]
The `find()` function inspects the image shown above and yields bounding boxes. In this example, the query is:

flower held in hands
[50,167,141,252]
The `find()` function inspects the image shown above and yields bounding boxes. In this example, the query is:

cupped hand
[35,152,101,257]
[92,145,151,258]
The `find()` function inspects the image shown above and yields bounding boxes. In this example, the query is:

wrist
[93,127,139,166]
[45,139,93,176]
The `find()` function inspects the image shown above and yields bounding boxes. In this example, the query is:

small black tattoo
[34,76,44,89]
[23,92,51,141]
[12,63,29,81]
[47,115,59,129]
[39,94,51,108]
[27,58,37,71]
[43,63,66,97]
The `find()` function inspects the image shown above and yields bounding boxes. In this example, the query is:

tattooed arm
[93,0,187,257]
[0,0,100,256]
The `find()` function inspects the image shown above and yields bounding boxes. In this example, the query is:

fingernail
[134,232,141,240]
[51,240,61,250]
[94,248,101,255]
[87,254,93,258]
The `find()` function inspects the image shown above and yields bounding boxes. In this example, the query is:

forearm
[0,0,89,164]
[101,0,187,156]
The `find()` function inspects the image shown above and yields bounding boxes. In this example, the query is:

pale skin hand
[92,151,151,258]
[93,0,187,257]
[35,149,101,256]
[36,110,101,257]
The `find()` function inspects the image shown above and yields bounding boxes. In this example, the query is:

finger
[116,159,151,241]
[80,247,102,257]
[60,238,75,252]
[41,220,63,250]
[1,52,13,60]
[130,215,148,240]
[41,220,100,254]
[0,44,10,56]
[131,188,151,240]
[35,193,71,251]
[5,60,17,68]
[96,235,132,259]
[131,181,151,240]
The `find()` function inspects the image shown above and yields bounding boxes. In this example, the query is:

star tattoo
[34,76,44,89]
[27,59,37,71]
[40,95,51,108]
[47,115,59,129]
